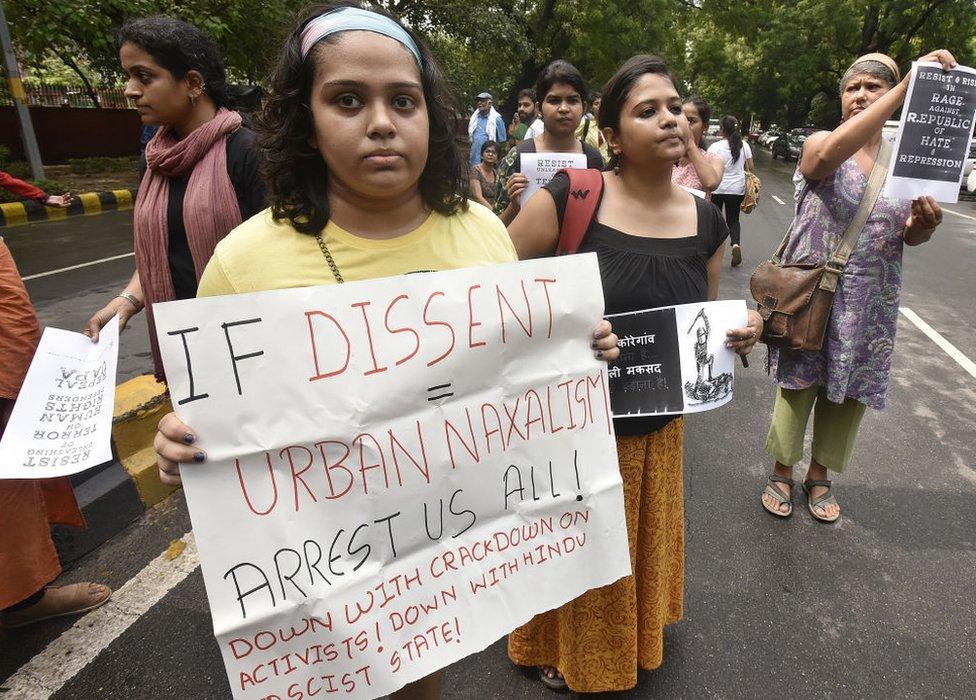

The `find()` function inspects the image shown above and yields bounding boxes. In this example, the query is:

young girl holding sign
[494,60,604,224]
[507,55,763,693]
[150,3,618,698]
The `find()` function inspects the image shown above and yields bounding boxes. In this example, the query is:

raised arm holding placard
[760,49,953,525]
[883,59,976,203]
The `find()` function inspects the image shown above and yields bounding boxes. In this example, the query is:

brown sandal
[0,583,112,630]
[804,479,841,523]
[538,666,568,692]
[761,474,794,518]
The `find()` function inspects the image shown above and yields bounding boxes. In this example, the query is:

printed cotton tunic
[671,148,722,197]
[771,158,912,410]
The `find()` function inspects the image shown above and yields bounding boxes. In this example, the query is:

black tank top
[545,172,730,435]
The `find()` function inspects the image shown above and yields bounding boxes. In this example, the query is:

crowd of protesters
[0,1,954,697]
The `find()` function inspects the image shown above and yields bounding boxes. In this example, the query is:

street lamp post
[0,0,44,180]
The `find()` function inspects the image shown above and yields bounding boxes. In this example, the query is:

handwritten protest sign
[519,152,587,205]
[884,62,976,203]
[607,300,747,417]
[0,316,118,479]
[152,255,630,699]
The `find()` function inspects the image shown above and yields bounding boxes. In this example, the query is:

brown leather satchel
[750,140,891,351]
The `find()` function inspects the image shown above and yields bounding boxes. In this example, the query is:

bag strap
[828,138,891,268]
[819,138,892,291]
[556,168,604,255]
[770,186,809,263]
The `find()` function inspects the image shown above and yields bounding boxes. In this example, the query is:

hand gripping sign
[606,301,748,418]
[519,152,588,205]
[152,254,629,700]
[884,61,976,203]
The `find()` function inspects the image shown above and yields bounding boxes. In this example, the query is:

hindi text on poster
[607,301,747,417]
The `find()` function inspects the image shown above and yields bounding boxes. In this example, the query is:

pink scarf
[134,107,244,381]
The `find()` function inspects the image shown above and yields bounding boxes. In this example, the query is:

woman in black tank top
[506,55,762,694]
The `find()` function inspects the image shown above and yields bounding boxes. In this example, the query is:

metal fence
[0,82,132,109]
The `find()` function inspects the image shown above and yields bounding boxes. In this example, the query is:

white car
[881,119,900,143]
[964,138,975,192]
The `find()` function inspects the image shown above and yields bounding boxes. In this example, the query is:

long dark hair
[598,54,678,171]
[720,114,743,163]
[683,95,710,148]
[117,16,231,109]
[256,2,469,235]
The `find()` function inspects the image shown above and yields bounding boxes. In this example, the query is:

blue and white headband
[300,7,422,66]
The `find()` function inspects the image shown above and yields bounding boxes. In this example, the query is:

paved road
[2,150,975,699]
[3,210,151,384]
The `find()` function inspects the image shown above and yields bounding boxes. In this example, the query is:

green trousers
[765,386,866,473]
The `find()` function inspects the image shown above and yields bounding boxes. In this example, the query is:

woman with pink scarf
[85,16,266,381]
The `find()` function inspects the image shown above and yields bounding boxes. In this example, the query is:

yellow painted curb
[1,202,27,227]
[79,192,102,216]
[45,206,67,221]
[113,374,178,506]
[113,189,134,210]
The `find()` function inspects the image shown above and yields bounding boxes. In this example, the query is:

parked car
[962,138,975,189]
[759,129,782,147]
[702,120,722,149]
[881,119,900,143]
[771,127,817,161]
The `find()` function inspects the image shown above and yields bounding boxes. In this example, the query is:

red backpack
[555,168,604,255]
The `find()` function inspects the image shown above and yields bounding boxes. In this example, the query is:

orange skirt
[507,418,685,692]
[0,478,83,610]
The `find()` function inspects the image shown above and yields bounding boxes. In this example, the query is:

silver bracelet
[116,292,143,310]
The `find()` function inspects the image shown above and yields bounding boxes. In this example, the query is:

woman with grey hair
[760,49,955,523]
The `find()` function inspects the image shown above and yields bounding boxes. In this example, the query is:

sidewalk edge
[0,188,137,229]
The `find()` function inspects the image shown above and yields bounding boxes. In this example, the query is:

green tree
[683,0,976,129]
[5,0,307,105]
[6,0,972,127]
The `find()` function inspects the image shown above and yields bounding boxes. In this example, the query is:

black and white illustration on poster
[606,300,747,418]
[0,315,119,479]
[680,307,734,405]
[884,61,976,203]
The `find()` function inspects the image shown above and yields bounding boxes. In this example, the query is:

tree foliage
[683,0,976,128]
[5,0,974,126]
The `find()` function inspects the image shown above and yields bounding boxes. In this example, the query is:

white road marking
[771,194,786,205]
[2,533,200,699]
[21,252,134,281]
[900,307,976,380]
[942,207,976,222]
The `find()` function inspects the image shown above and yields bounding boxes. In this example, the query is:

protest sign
[519,152,588,205]
[677,184,707,199]
[607,300,747,418]
[884,62,976,203]
[152,255,630,700]
[0,316,118,479]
